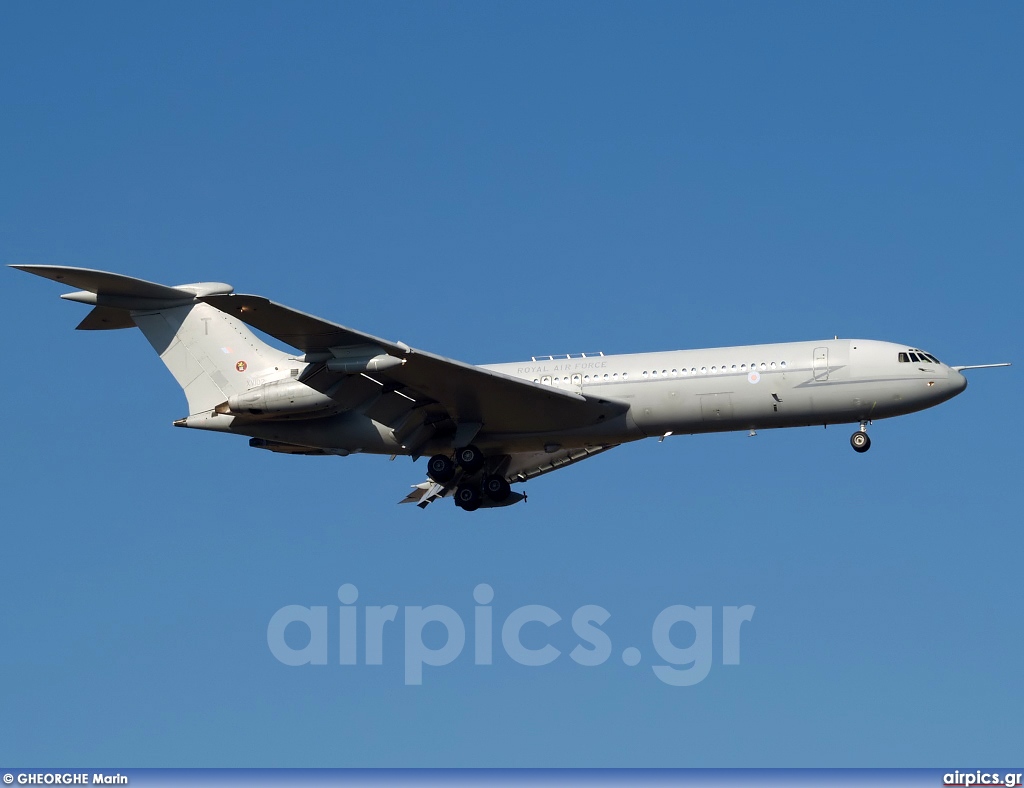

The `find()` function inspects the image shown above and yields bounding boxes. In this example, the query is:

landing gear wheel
[454,484,481,511]
[483,475,511,502]
[455,444,485,474]
[850,431,871,453]
[426,454,456,484]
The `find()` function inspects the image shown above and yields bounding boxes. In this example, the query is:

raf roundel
[748,371,760,384]
[236,360,248,373]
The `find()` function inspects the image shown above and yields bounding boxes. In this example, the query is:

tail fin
[13,265,294,415]
[132,301,295,415]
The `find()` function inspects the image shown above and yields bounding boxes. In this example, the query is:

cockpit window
[902,349,942,364]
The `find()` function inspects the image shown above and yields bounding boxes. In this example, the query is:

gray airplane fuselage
[17,263,1002,509]
[229,338,967,456]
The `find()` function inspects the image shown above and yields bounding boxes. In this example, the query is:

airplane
[14,264,1011,511]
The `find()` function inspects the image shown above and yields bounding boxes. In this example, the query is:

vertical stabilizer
[133,302,293,415]
[12,265,294,416]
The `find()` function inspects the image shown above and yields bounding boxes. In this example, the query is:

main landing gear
[426,445,482,484]
[426,454,456,484]
[850,422,871,453]
[483,474,511,502]
[454,444,485,474]
[454,484,482,511]
[427,445,512,511]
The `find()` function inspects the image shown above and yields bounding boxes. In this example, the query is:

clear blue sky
[1,1,1021,767]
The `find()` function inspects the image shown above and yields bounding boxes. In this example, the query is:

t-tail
[12,265,293,417]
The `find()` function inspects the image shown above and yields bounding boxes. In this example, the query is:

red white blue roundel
[748,371,760,384]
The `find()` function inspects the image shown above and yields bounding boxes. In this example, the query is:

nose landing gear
[850,422,871,453]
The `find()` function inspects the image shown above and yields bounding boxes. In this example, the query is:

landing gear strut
[850,423,871,453]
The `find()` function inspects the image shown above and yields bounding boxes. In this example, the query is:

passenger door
[813,347,829,382]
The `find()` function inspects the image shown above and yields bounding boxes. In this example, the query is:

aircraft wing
[201,294,628,443]
[401,445,618,507]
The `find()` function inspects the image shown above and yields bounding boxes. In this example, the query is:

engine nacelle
[216,379,338,419]
[325,353,404,374]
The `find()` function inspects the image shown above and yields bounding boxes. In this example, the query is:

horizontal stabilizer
[12,265,195,301]
[12,265,234,312]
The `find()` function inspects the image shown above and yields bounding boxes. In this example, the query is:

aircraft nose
[951,369,968,395]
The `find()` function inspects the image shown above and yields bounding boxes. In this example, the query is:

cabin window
[760,363,767,371]
[622,372,628,380]
[643,371,649,378]
[898,353,909,362]
[780,361,787,368]
[770,362,776,369]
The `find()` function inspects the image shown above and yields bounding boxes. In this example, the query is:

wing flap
[505,445,617,482]
[399,446,614,508]
[362,390,420,426]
